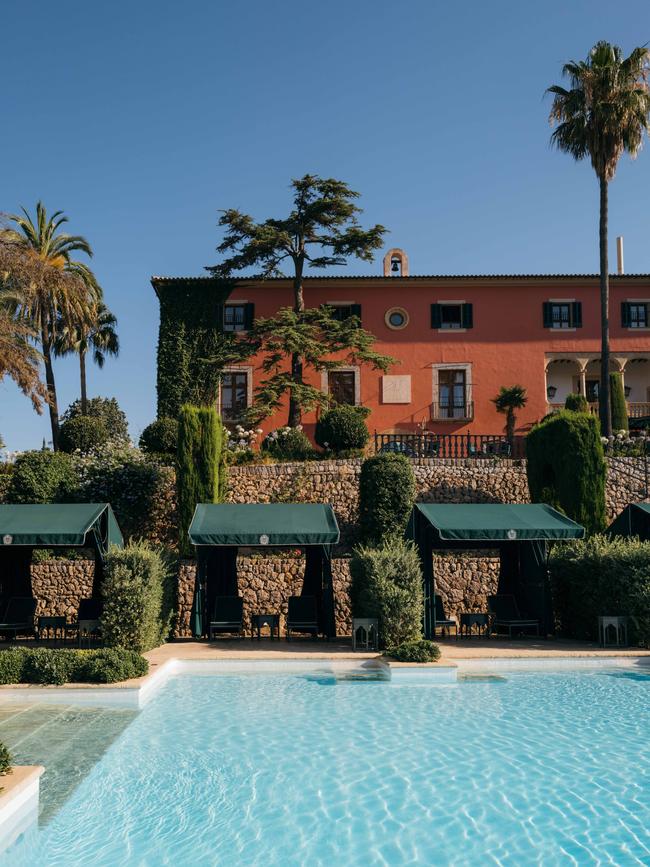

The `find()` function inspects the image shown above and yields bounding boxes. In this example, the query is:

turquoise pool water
[4,668,650,866]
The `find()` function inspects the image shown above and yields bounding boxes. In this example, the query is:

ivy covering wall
[155,279,237,419]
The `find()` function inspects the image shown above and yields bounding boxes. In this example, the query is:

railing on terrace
[374,432,526,459]
[548,401,650,419]
[430,401,474,422]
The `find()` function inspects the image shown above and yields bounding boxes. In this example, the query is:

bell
[391,259,400,273]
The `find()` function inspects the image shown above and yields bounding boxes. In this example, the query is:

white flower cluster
[225,426,263,454]
[264,425,303,443]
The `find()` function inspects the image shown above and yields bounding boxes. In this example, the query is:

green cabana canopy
[0,503,123,550]
[0,503,123,599]
[188,503,340,640]
[189,503,340,547]
[410,503,585,638]
[608,502,650,541]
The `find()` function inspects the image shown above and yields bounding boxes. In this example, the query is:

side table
[598,615,628,647]
[352,618,378,651]
[459,613,489,638]
[251,613,280,641]
[37,616,68,642]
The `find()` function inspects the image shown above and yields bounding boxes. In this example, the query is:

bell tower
[383,248,409,277]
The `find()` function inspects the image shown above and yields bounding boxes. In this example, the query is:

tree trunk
[598,175,612,437]
[40,313,60,450]
[506,410,515,447]
[80,351,88,415]
[288,259,305,427]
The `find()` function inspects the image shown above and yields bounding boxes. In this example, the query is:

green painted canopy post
[191,550,207,638]
[409,508,434,639]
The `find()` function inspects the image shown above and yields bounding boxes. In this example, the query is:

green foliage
[526,411,606,534]
[387,640,441,663]
[6,450,77,504]
[261,427,315,461]
[350,538,423,649]
[0,464,13,504]
[61,397,129,444]
[0,647,148,684]
[550,534,650,644]
[102,542,175,652]
[59,415,109,454]
[177,405,224,555]
[565,393,590,412]
[139,417,178,457]
[0,742,11,776]
[73,444,175,543]
[315,405,370,453]
[610,373,628,431]
[238,307,394,425]
[359,453,416,545]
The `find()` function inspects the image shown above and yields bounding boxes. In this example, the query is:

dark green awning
[189,503,340,546]
[0,503,123,551]
[608,502,650,540]
[413,503,585,541]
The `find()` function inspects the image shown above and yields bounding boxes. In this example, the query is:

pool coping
[0,766,44,852]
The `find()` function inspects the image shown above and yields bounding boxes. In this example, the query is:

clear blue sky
[2,0,650,450]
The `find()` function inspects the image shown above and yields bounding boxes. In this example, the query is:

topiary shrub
[139,417,178,457]
[358,453,416,545]
[79,648,149,683]
[386,640,441,663]
[0,647,148,684]
[177,405,225,555]
[61,397,129,444]
[0,649,27,684]
[6,450,77,504]
[59,415,109,454]
[102,542,175,652]
[526,411,606,535]
[350,538,423,649]
[315,406,370,454]
[261,427,315,461]
[23,647,77,685]
[610,372,629,432]
[564,393,590,412]
[0,742,11,777]
[550,534,650,644]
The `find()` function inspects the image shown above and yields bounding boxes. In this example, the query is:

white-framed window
[321,366,361,406]
[622,301,649,329]
[431,363,473,420]
[543,300,582,329]
[223,302,254,332]
[218,366,253,421]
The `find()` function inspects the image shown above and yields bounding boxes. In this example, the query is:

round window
[385,307,409,330]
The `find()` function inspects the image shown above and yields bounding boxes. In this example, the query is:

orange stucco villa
[152,249,650,442]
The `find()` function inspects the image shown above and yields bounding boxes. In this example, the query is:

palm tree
[0,294,47,412]
[55,301,119,414]
[1,202,101,448]
[492,385,528,447]
[547,41,650,436]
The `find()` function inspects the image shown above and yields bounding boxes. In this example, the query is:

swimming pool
[4,666,650,865]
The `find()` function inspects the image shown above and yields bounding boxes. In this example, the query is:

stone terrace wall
[177,557,352,638]
[30,560,94,621]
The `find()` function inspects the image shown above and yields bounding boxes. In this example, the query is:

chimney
[616,236,624,275]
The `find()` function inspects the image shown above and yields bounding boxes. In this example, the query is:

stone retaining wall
[30,560,95,621]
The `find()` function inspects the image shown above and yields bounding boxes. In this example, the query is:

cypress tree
[609,373,628,432]
[177,405,224,555]
[526,411,606,535]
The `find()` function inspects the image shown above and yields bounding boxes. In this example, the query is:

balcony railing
[430,401,474,422]
[374,432,525,459]
[548,401,650,418]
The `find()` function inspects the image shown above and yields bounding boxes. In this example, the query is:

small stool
[598,615,629,648]
[459,612,489,638]
[77,619,102,648]
[352,618,378,651]
[251,613,280,641]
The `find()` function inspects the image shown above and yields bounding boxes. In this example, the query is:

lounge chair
[434,594,457,638]
[0,597,37,640]
[209,596,244,640]
[286,596,319,640]
[488,594,539,638]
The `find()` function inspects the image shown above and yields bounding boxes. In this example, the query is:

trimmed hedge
[6,450,77,504]
[387,640,441,663]
[0,743,11,777]
[550,534,650,645]
[261,427,315,461]
[359,453,416,545]
[526,411,606,535]
[139,417,178,457]
[350,538,423,649]
[564,393,589,412]
[610,373,628,432]
[0,648,148,685]
[315,406,370,454]
[59,415,110,454]
[102,542,175,652]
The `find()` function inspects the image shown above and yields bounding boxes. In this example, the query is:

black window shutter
[621,301,628,327]
[244,302,255,329]
[431,304,442,329]
[350,303,362,324]
[542,302,552,328]
[571,301,582,328]
[216,303,224,332]
[461,303,473,329]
